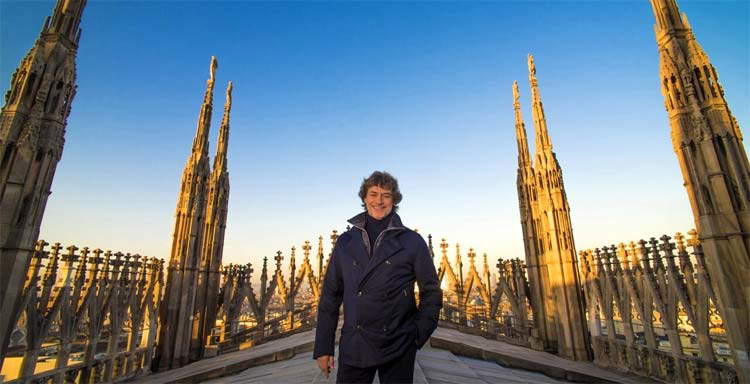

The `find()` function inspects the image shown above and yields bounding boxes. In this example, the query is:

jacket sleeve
[413,235,442,348]
[313,237,344,359]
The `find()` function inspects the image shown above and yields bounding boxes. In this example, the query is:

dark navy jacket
[313,212,443,368]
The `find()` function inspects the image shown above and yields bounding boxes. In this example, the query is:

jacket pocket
[387,286,415,329]
[339,325,353,350]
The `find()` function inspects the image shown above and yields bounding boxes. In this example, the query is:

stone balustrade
[1,240,163,384]
[579,231,738,383]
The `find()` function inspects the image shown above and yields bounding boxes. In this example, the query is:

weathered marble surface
[133,327,650,384]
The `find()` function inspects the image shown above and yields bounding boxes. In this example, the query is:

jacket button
[385,260,391,265]
[357,325,362,330]
[357,291,362,296]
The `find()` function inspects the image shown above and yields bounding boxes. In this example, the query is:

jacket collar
[347,211,405,232]
[347,211,407,289]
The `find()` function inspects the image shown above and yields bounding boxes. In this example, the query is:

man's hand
[317,355,335,378]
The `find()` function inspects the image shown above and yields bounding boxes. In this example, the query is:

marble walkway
[131,327,651,383]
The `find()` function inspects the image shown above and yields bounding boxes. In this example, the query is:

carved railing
[433,237,535,347]
[579,230,738,383]
[211,232,537,354]
[212,234,335,354]
[0,240,164,384]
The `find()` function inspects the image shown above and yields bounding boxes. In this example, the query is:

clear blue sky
[2,0,748,270]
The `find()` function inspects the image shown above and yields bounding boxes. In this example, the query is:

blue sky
[1,0,748,271]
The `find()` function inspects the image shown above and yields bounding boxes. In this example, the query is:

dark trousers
[336,344,417,384]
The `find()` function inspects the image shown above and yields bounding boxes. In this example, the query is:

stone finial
[121,253,132,282]
[209,56,218,82]
[637,239,650,269]
[440,238,449,257]
[687,229,699,247]
[603,245,616,273]
[225,80,233,105]
[648,237,663,270]
[627,242,639,268]
[593,248,604,269]
[527,54,537,78]
[331,230,339,246]
[274,251,283,270]
[261,256,268,276]
[112,251,124,270]
[91,248,104,266]
[60,245,77,288]
[76,246,90,281]
[428,234,434,258]
[617,243,629,269]
[302,241,311,261]
[674,232,686,252]
[659,235,678,269]
[43,243,63,286]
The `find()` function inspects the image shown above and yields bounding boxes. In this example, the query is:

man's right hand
[317,355,335,379]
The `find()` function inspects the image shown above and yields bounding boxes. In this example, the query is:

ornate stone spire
[192,56,218,157]
[189,78,233,363]
[157,57,217,370]
[44,0,87,44]
[0,0,86,362]
[513,55,589,360]
[513,81,530,168]
[213,81,232,173]
[649,0,687,35]
[513,76,547,355]
[527,54,552,156]
[651,0,749,380]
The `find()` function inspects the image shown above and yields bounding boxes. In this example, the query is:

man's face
[364,185,394,220]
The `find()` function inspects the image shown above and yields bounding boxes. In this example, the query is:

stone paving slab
[457,355,566,384]
[204,344,568,384]
[131,327,653,383]
[429,327,654,384]
[415,346,487,384]
[130,330,317,384]
[205,347,432,384]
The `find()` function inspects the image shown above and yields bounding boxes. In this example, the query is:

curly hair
[358,171,403,211]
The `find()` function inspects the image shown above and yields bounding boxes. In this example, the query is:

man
[314,171,443,384]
